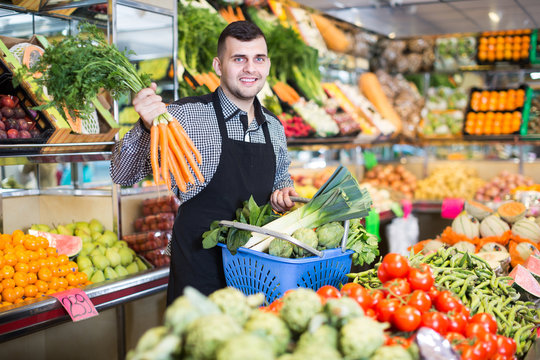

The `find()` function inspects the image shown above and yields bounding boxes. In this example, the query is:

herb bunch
[15,23,151,120]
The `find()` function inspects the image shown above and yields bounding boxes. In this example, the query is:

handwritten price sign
[51,288,99,322]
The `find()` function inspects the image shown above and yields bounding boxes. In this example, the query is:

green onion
[246,166,373,252]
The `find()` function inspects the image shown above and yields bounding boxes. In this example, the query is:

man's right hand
[132,82,168,130]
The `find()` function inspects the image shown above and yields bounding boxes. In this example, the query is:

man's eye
[234,58,245,63]
[256,57,266,62]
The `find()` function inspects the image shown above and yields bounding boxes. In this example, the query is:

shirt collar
[217,87,266,126]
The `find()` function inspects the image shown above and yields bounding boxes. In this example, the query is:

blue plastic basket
[218,243,353,304]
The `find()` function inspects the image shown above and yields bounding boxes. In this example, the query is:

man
[110,21,297,303]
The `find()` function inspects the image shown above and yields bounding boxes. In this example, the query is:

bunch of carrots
[150,115,204,193]
[219,5,246,23]
[191,72,221,92]
[272,81,301,105]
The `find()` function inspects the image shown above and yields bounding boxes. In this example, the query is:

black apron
[167,91,276,304]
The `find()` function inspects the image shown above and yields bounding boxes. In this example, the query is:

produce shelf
[0,266,169,342]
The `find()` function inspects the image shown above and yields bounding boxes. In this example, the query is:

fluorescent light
[489,11,500,23]
[389,32,396,39]
[531,72,540,80]
[334,1,345,8]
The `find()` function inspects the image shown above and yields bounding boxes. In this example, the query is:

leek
[246,166,372,252]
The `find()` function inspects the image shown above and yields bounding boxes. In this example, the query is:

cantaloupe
[476,251,511,275]
[452,241,476,253]
[465,200,493,220]
[451,212,480,239]
[497,201,526,223]
[512,218,540,243]
[480,215,510,238]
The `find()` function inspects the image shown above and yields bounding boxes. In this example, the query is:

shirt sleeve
[109,119,152,186]
[272,122,294,191]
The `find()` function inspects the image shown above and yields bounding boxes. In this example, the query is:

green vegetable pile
[349,248,540,358]
[16,23,151,121]
[127,286,418,360]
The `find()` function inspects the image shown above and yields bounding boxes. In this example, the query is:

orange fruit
[35,280,48,293]
[27,250,39,262]
[23,237,38,251]
[15,262,29,273]
[46,289,57,295]
[67,261,78,272]
[57,265,70,277]
[1,265,15,279]
[24,285,38,297]
[37,258,48,269]
[47,256,58,269]
[13,286,24,299]
[28,261,40,273]
[57,278,68,289]
[26,272,37,284]
[4,253,17,267]
[76,272,88,284]
[38,267,52,282]
[11,230,24,245]
[66,273,78,286]
[46,247,57,257]
[37,248,47,259]
[57,254,69,266]
[35,292,44,298]
[2,278,15,289]
[2,288,16,303]
[49,277,60,290]
[0,282,3,293]
[13,272,28,287]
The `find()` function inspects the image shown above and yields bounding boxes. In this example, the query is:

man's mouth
[240,77,258,85]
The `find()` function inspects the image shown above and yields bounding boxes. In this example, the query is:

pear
[136,257,148,271]
[115,265,129,277]
[104,266,118,280]
[126,262,139,275]
[89,219,104,234]
[81,267,94,280]
[49,229,58,234]
[82,242,96,255]
[118,247,134,266]
[56,224,73,236]
[75,221,91,232]
[31,224,51,232]
[105,248,121,268]
[113,240,128,249]
[77,255,93,270]
[97,232,117,248]
[78,249,89,257]
[89,246,105,258]
[91,254,110,270]
[103,230,118,243]
[91,231,102,241]
[90,269,105,283]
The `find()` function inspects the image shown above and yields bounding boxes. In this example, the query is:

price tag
[441,198,465,219]
[51,288,98,322]
[401,199,413,219]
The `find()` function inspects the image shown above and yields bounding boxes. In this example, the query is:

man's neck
[221,87,256,123]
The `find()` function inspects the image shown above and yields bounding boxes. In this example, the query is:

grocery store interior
[0,0,539,359]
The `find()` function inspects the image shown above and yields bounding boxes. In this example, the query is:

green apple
[135,258,148,271]
[104,266,118,280]
[105,248,121,268]
[118,247,134,266]
[77,255,93,270]
[126,262,139,275]
[89,219,104,234]
[115,265,129,277]
[91,254,110,270]
[90,270,105,283]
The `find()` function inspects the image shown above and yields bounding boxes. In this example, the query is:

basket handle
[341,219,349,253]
[218,220,323,258]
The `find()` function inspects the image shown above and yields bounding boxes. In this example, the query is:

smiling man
[109,21,296,303]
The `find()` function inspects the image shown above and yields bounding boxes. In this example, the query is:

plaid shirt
[110,87,293,203]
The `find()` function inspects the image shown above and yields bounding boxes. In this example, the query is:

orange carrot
[150,125,160,184]
[168,122,204,183]
[170,120,202,164]
[158,123,171,191]
[236,7,245,21]
[166,146,187,193]
[166,127,195,184]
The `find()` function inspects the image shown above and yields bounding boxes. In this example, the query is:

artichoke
[244,311,291,355]
[269,238,294,258]
[291,228,318,257]
[316,222,345,249]
[279,288,322,333]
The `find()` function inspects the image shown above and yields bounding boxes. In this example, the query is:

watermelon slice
[28,230,82,257]
[524,255,540,283]
[509,265,540,305]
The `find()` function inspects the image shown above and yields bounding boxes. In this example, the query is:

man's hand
[270,187,298,213]
[132,82,168,130]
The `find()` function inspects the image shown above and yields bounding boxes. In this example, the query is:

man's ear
[212,57,222,76]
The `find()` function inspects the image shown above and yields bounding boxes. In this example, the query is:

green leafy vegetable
[346,218,380,266]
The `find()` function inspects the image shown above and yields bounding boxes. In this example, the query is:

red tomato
[381,253,410,279]
[316,285,341,304]
[340,282,361,296]
[377,264,391,283]
[459,305,471,319]
[427,286,440,302]
[470,312,498,334]
[479,332,498,359]
[392,305,422,332]
[370,289,384,308]
[346,285,373,311]
[268,299,283,313]
[376,298,400,323]
[447,311,468,334]
[445,331,466,345]
[407,290,432,313]
[496,336,517,356]
[407,264,434,291]
[386,335,411,348]
[365,308,377,319]
[383,278,411,298]
[421,311,449,335]
[434,291,462,313]
[460,343,486,360]
[465,322,488,339]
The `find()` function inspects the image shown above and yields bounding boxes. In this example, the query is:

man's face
[213,36,270,103]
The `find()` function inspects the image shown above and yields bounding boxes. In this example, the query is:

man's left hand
[271,187,298,213]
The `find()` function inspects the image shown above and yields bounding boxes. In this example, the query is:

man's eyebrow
[230,53,268,58]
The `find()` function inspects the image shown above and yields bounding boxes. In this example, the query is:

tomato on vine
[407,289,432,313]
[316,285,341,304]
[434,290,462,313]
[421,311,449,335]
[392,305,422,332]
[383,278,411,298]
[407,263,434,291]
[470,312,498,334]
[380,253,410,279]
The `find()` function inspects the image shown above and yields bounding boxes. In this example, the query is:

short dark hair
[217,21,266,58]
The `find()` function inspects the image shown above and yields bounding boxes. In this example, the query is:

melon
[451,212,480,239]
[524,255,540,282]
[465,200,493,220]
[479,242,508,253]
[28,229,82,257]
[515,242,536,264]
[452,241,476,253]
[476,251,511,275]
[508,265,540,305]
[497,201,526,223]
[480,215,510,238]
[422,240,445,253]
[511,218,540,243]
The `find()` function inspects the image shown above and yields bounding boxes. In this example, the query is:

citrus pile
[0,230,92,307]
